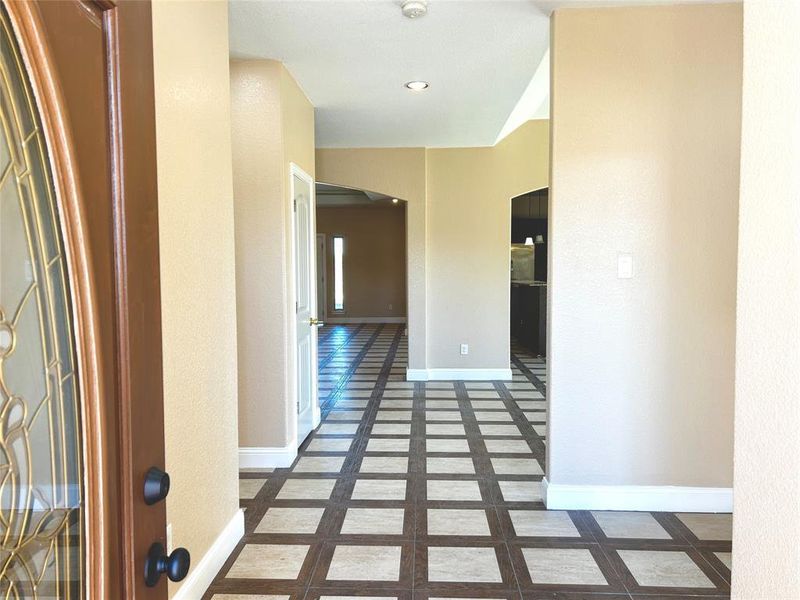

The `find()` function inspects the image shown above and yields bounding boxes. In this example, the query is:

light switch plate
[618,253,634,278]
[460,343,469,355]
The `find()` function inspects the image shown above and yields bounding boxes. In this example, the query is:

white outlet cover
[460,344,469,355]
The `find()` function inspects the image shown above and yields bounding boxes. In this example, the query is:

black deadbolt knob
[144,542,190,587]
[143,467,170,505]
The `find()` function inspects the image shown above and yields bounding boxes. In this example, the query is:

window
[333,236,344,311]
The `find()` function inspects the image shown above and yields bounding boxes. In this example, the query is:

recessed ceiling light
[392,198,399,204]
[405,80,429,91]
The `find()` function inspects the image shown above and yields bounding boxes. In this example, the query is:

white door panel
[292,165,319,444]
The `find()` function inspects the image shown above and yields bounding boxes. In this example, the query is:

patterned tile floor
[204,323,732,600]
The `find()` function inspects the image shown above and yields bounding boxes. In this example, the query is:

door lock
[309,317,325,326]
[143,466,170,505]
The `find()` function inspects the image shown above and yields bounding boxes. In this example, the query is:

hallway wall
[732,0,800,596]
[547,3,741,499]
[317,205,407,320]
[151,1,240,596]
[230,59,315,453]
[316,120,549,376]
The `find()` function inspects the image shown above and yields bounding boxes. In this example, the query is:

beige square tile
[532,424,547,436]
[376,410,413,421]
[256,507,325,534]
[677,513,732,541]
[474,411,513,422]
[318,423,360,435]
[426,391,457,398]
[479,424,521,437]
[341,508,405,535]
[618,550,715,588]
[426,382,455,389]
[277,478,337,500]
[510,391,544,399]
[337,400,369,409]
[380,399,413,408]
[428,509,490,536]
[425,411,463,421]
[426,424,466,436]
[516,400,546,410]
[427,479,482,501]
[326,545,402,581]
[491,458,543,475]
[524,412,546,423]
[470,400,507,409]
[360,456,409,473]
[464,382,495,389]
[239,479,266,500]
[467,391,501,399]
[227,544,309,579]
[372,423,412,435]
[484,439,531,454]
[427,547,501,582]
[307,438,354,452]
[293,456,345,473]
[351,479,408,500]
[427,457,475,474]
[522,548,607,585]
[382,389,413,398]
[366,438,410,453]
[426,438,471,453]
[326,410,364,421]
[592,511,671,539]
[498,480,543,502]
[341,390,372,398]
[510,510,579,537]
[425,400,459,409]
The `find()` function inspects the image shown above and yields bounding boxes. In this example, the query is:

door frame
[5,2,166,597]
[316,232,327,323]
[289,162,320,444]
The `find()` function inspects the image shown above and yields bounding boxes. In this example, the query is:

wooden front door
[1,1,169,598]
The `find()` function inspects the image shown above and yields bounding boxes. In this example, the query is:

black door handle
[143,467,170,505]
[144,542,190,586]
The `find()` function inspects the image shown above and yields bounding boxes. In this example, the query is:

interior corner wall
[151,1,240,596]
[230,59,315,454]
[316,122,549,375]
[315,148,427,369]
[732,1,800,597]
[425,120,549,370]
[547,4,742,497]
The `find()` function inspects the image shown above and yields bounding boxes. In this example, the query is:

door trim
[289,162,320,444]
[316,232,327,322]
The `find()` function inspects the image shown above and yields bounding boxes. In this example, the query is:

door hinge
[296,301,298,313]
[293,199,297,212]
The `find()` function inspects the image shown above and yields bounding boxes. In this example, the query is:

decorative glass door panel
[0,6,84,598]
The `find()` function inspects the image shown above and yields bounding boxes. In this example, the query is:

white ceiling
[229,0,735,149]
[229,0,550,148]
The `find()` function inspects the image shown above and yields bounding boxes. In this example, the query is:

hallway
[205,324,732,599]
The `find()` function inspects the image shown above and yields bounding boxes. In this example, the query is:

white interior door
[292,165,320,444]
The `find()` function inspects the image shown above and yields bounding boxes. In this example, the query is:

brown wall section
[317,205,407,320]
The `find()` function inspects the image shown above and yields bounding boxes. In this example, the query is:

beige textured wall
[426,120,549,369]
[316,148,427,368]
[316,121,548,372]
[317,205,407,319]
[548,4,742,487]
[732,1,800,597]
[231,59,314,449]
[151,1,240,596]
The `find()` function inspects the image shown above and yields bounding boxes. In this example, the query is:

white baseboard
[172,508,244,600]
[325,317,406,324]
[239,442,297,469]
[406,368,513,381]
[542,477,733,512]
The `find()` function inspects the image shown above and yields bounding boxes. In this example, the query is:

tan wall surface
[317,205,407,319]
[548,4,742,487]
[732,1,800,597]
[426,120,549,369]
[316,148,427,368]
[231,59,315,449]
[151,1,240,595]
[316,121,548,372]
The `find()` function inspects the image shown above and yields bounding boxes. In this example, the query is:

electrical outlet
[388,303,393,311]
[460,343,469,355]
[166,523,173,553]
[618,253,634,278]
